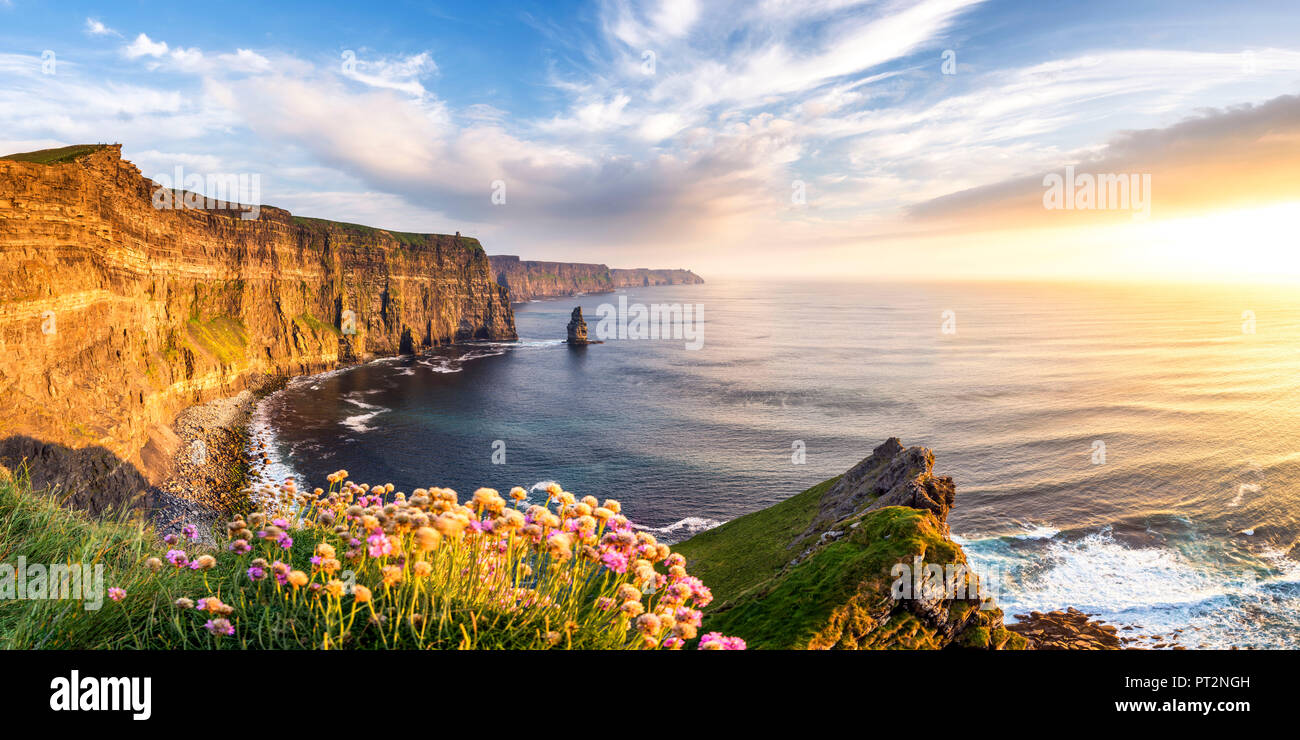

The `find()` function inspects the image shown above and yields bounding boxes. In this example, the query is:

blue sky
[3,1,1299,279]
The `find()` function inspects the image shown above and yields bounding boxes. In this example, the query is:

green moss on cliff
[0,144,111,164]
[185,315,248,365]
[674,476,837,606]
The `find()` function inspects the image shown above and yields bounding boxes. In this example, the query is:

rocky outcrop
[489,255,702,302]
[675,439,1025,650]
[566,307,589,344]
[0,145,516,513]
[1008,608,1123,650]
[801,438,956,541]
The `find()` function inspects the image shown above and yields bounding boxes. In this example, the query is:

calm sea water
[253,279,1300,648]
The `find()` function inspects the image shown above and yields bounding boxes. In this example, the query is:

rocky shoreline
[148,376,283,544]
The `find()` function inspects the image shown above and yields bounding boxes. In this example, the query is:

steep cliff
[675,439,1026,650]
[488,255,703,302]
[0,145,516,513]
[488,256,614,302]
[609,267,705,289]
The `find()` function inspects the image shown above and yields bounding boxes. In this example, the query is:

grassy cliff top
[291,215,484,252]
[0,144,115,164]
[0,145,483,250]
[674,476,837,607]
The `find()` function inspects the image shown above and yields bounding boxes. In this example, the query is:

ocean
[251,279,1300,649]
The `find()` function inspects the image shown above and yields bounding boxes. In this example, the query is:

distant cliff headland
[489,255,703,302]
[0,144,515,512]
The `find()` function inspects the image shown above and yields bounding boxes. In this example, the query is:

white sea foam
[964,527,1300,649]
[415,346,515,374]
[341,410,386,433]
[636,516,724,541]
[246,391,306,499]
[340,392,390,432]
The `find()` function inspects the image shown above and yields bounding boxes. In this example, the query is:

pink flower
[204,619,235,637]
[166,549,188,568]
[366,531,394,558]
[107,587,125,602]
[699,632,746,650]
[601,550,629,573]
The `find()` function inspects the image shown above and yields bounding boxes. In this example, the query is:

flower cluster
[138,472,743,650]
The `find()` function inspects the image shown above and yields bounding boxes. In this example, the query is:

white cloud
[84,18,119,37]
[217,49,272,74]
[168,47,205,72]
[124,33,168,59]
[342,52,437,97]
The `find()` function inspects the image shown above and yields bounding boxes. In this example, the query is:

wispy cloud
[84,18,119,37]
[341,51,438,97]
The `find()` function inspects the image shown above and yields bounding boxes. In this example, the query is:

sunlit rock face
[0,145,515,512]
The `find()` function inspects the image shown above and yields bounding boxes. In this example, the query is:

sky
[2,0,1299,282]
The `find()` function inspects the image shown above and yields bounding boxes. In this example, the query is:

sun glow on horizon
[1131,201,1300,282]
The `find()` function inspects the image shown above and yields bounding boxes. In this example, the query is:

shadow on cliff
[0,436,153,516]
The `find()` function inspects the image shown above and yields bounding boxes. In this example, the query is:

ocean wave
[953,521,1061,545]
[341,410,387,433]
[1015,523,1061,540]
[416,346,512,374]
[964,527,1300,649]
[343,393,385,411]
[635,516,724,542]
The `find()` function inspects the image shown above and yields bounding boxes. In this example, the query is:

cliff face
[488,256,614,302]
[609,267,704,289]
[675,439,1026,650]
[0,145,516,513]
[489,255,703,302]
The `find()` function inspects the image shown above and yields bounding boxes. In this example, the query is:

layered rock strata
[0,145,516,512]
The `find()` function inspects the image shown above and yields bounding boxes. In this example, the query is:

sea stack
[566,306,590,344]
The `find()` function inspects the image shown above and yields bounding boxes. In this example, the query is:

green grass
[0,474,221,649]
[291,216,485,252]
[674,476,837,607]
[0,144,111,164]
[698,506,963,649]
